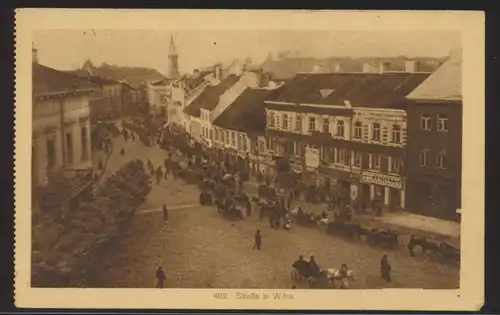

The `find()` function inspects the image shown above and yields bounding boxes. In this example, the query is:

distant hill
[67,62,166,87]
[261,56,447,80]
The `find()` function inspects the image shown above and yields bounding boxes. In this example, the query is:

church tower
[167,35,180,79]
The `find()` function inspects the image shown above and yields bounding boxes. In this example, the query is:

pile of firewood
[31,159,152,287]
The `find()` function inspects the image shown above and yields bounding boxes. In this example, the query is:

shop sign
[350,185,358,201]
[361,171,402,189]
[305,147,320,168]
[330,163,350,173]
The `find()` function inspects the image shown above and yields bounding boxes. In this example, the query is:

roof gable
[183,74,240,117]
[212,87,271,133]
[406,50,462,102]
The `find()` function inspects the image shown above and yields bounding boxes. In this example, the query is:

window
[237,134,242,149]
[421,114,431,130]
[375,185,383,196]
[209,129,213,140]
[283,114,289,130]
[322,118,330,133]
[354,151,362,167]
[373,154,381,169]
[288,115,293,131]
[275,114,281,129]
[437,151,447,169]
[308,117,316,132]
[259,140,265,153]
[295,115,302,131]
[337,120,345,137]
[231,132,236,146]
[215,129,219,141]
[81,125,88,161]
[391,158,401,172]
[337,149,345,163]
[321,146,328,161]
[242,136,248,151]
[372,123,381,141]
[65,132,73,164]
[437,114,448,132]
[294,141,302,156]
[46,135,55,168]
[225,130,229,144]
[392,124,401,143]
[268,112,275,127]
[354,122,362,139]
[420,149,429,167]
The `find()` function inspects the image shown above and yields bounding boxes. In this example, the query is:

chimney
[379,62,390,74]
[404,60,419,73]
[362,63,373,73]
[32,45,38,64]
[213,64,222,80]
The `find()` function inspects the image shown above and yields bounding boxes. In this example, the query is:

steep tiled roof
[267,72,431,109]
[33,64,97,95]
[406,49,462,102]
[183,74,240,117]
[212,87,273,134]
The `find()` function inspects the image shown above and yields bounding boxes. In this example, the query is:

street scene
[31,29,462,290]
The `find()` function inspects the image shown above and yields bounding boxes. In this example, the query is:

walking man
[380,254,392,283]
[156,265,166,288]
[162,204,168,221]
[253,229,262,250]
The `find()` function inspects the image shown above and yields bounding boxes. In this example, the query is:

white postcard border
[14,9,485,310]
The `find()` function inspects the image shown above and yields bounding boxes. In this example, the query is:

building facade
[32,61,96,189]
[264,72,430,211]
[406,49,462,221]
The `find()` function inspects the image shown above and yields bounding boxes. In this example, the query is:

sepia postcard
[14,9,484,310]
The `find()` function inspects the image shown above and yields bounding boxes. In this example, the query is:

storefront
[358,171,405,211]
[406,172,460,222]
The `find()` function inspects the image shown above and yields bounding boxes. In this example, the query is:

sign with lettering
[361,171,402,189]
[305,147,320,168]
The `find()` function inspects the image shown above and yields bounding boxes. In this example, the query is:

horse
[321,268,356,289]
[407,235,440,257]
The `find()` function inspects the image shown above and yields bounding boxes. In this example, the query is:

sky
[33,30,461,76]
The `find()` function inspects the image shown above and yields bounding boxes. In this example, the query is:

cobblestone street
[82,133,460,290]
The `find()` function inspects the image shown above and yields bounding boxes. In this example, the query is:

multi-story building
[264,71,430,211]
[32,50,95,213]
[67,60,125,123]
[405,49,462,221]
[182,74,242,144]
[211,86,278,176]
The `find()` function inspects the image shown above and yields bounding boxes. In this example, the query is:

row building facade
[264,71,430,212]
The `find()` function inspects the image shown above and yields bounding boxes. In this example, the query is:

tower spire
[169,34,177,56]
[167,34,180,78]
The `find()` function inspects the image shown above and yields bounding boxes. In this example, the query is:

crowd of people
[118,118,395,289]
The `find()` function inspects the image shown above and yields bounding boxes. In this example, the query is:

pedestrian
[156,265,166,288]
[380,254,392,283]
[156,166,163,184]
[253,229,261,250]
[162,204,168,221]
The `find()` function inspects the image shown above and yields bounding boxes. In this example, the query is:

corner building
[405,50,462,221]
[264,72,430,212]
